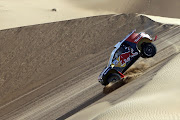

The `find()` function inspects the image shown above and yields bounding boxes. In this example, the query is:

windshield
[112,48,123,62]
[108,44,126,66]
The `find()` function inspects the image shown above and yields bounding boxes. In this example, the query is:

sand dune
[62,15,180,120]
[94,53,180,120]
[0,0,103,30]
[0,0,179,30]
[143,15,180,25]
[0,14,161,109]
[1,13,156,115]
[0,0,180,119]
[1,13,178,119]
[69,0,180,18]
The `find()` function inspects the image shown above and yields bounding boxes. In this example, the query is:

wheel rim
[109,78,117,83]
[112,78,117,82]
[108,76,120,83]
[144,46,153,56]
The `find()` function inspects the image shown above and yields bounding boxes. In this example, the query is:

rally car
[98,30,157,86]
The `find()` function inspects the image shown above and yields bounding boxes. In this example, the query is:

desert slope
[0,13,161,110]
[94,53,180,120]
[0,1,180,120]
[66,17,180,120]
[0,13,180,120]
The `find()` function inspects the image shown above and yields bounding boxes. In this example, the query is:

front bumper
[98,78,104,85]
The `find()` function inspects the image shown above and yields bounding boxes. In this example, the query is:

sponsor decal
[130,48,138,57]
[119,52,131,66]
[134,35,142,43]
[114,60,119,66]
[113,47,138,67]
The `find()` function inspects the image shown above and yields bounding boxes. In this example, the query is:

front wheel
[141,43,156,58]
[107,73,123,85]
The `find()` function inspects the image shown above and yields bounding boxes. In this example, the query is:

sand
[63,15,180,120]
[94,53,180,120]
[67,102,111,120]
[0,0,105,30]
[0,0,180,120]
[142,14,180,25]
[68,0,180,18]
[2,13,179,120]
[0,13,161,110]
[0,0,179,30]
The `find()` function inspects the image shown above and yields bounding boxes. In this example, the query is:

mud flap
[118,72,125,78]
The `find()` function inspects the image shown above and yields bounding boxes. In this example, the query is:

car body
[98,30,157,86]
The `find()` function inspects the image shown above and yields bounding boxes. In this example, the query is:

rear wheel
[107,73,123,85]
[141,43,156,58]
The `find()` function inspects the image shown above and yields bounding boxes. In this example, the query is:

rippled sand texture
[94,53,180,120]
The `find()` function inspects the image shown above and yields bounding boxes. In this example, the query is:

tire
[107,73,123,85]
[141,43,156,58]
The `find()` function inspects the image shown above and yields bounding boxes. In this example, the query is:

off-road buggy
[98,30,157,86]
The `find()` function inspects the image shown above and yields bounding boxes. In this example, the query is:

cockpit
[108,44,128,66]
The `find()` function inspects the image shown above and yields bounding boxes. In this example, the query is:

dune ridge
[68,0,180,18]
